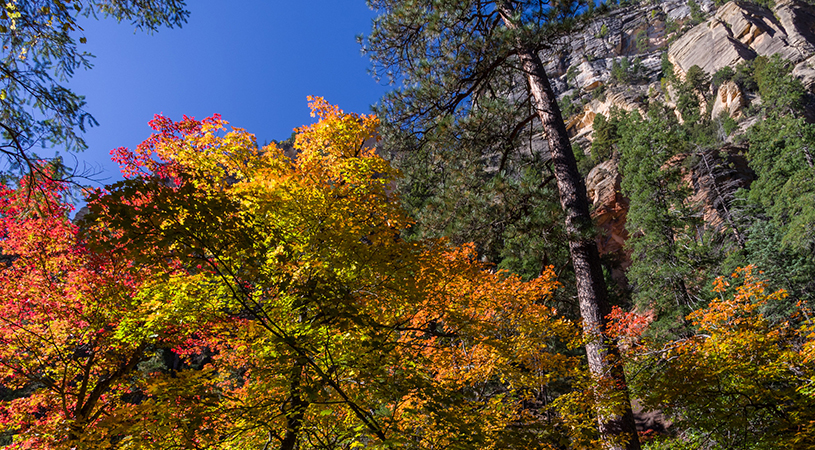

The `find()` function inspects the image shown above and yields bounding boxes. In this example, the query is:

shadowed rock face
[689,145,755,233]
[584,146,755,290]
[669,0,815,88]
[585,158,631,289]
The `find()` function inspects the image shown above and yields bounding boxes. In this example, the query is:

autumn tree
[79,99,585,449]
[612,267,815,449]
[364,1,640,448]
[0,0,188,182]
[0,171,179,448]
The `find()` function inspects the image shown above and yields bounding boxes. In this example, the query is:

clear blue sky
[67,1,389,185]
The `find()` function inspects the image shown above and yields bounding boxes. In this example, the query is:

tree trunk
[496,4,641,449]
[280,360,308,450]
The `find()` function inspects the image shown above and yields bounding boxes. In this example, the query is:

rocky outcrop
[689,145,755,236]
[668,0,815,88]
[793,55,815,89]
[567,88,646,138]
[710,80,746,118]
[586,158,631,287]
[585,146,754,268]
[544,0,700,95]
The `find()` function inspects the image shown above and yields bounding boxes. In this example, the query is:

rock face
[793,56,815,89]
[584,146,754,268]
[544,0,701,95]
[586,159,629,257]
[551,0,815,147]
[585,158,631,287]
[668,0,815,87]
[528,0,812,271]
[689,145,755,234]
[567,88,647,140]
[710,80,746,119]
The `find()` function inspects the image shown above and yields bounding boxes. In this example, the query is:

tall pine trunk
[497,4,641,449]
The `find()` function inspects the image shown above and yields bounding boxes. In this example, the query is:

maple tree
[611,266,815,449]
[71,98,587,448]
[0,170,183,448]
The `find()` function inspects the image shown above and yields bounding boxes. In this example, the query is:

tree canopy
[0,99,591,449]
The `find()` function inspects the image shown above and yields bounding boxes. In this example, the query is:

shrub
[711,66,734,88]
[635,30,649,53]
[689,0,705,24]
[661,52,675,81]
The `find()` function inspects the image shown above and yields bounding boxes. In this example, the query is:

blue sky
[66,1,389,185]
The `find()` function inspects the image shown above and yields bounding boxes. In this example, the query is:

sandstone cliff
[544,0,815,275]
[668,0,815,87]
[553,0,815,142]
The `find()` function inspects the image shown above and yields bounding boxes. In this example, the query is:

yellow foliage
[87,99,584,449]
[624,266,815,449]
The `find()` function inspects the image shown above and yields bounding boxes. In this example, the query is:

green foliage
[611,57,628,83]
[661,52,676,81]
[560,92,588,119]
[675,89,702,124]
[0,0,188,178]
[560,93,575,115]
[664,17,679,34]
[688,0,705,24]
[711,66,734,88]
[716,111,739,137]
[736,55,815,261]
[389,96,571,286]
[643,433,726,450]
[598,23,609,38]
[674,65,710,126]
[685,65,711,94]
[744,113,815,252]
[591,112,619,162]
[732,58,759,93]
[611,56,644,84]
[725,221,815,318]
[566,64,580,88]
[635,30,649,53]
[617,106,716,335]
[753,54,807,113]
[592,84,608,101]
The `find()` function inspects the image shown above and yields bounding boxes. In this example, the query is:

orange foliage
[617,266,815,449]
[72,98,586,449]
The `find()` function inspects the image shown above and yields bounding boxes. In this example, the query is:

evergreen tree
[364,1,641,448]
[730,55,815,310]
[618,106,716,335]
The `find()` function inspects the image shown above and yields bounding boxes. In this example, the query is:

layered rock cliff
[668,0,815,86]
[544,0,815,275]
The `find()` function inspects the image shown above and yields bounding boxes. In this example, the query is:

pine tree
[365,1,640,448]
